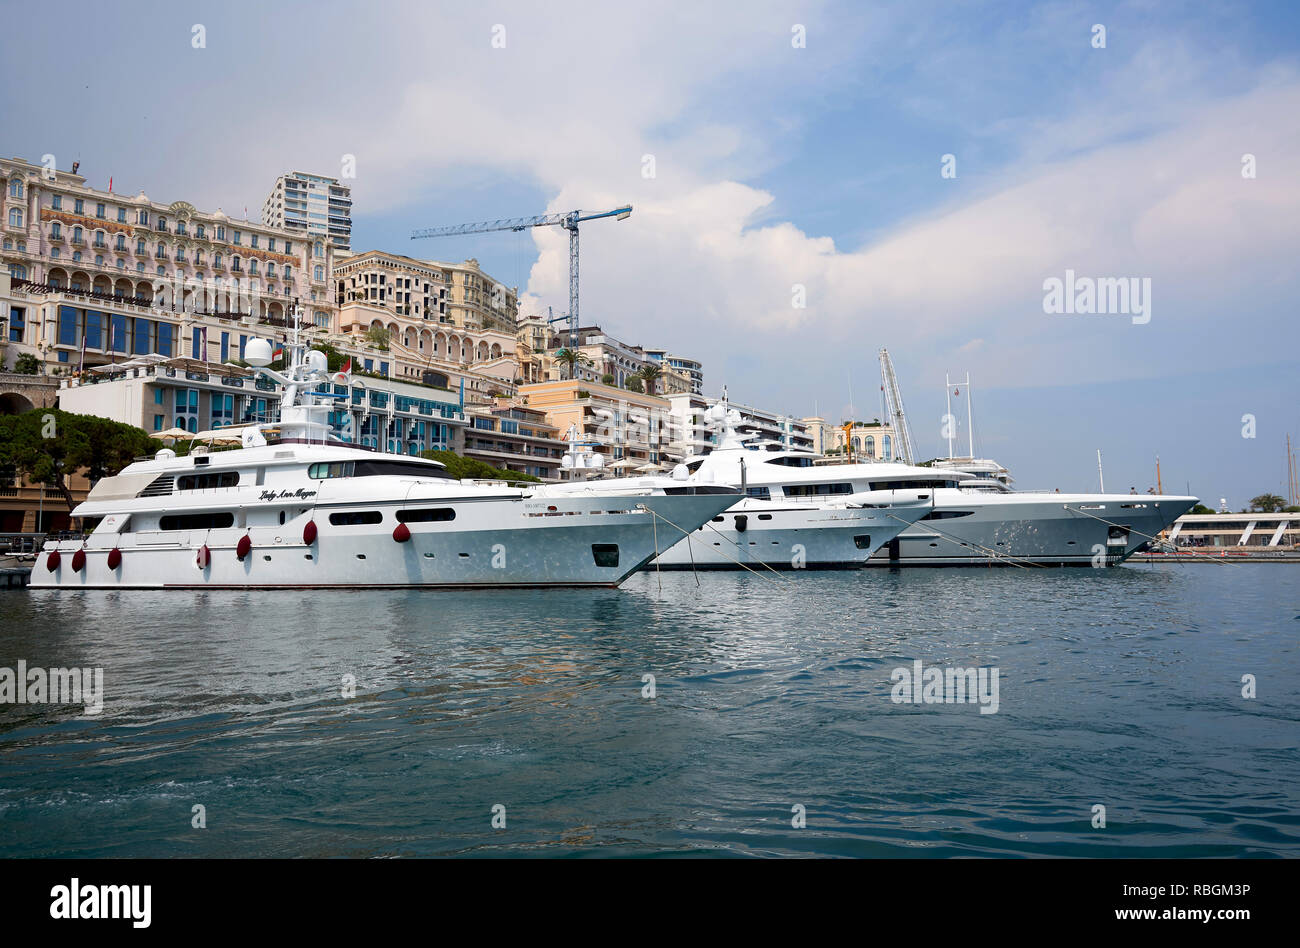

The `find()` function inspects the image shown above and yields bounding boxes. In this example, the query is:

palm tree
[554,347,592,380]
[636,363,663,395]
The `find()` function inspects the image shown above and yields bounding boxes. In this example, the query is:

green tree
[553,347,591,380]
[624,376,644,393]
[0,409,157,512]
[1189,503,1215,515]
[1250,493,1287,512]
[365,325,391,351]
[636,363,662,395]
[12,353,41,375]
[419,449,540,483]
[600,373,615,386]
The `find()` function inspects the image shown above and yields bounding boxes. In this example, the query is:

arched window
[95,254,104,266]
[283,265,291,281]
[314,241,324,259]
[266,262,275,277]
[8,264,27,279]
[248,259,258,275]
[50,222,61,238]
[852,438,860,452]
[314,265,324,280]
[71,225,82,242]
[115,234,126,251]
[136,238,146,254]
[882,435,892,460]
[214,252,222,267]
[1,238,10,250]
[116,259,125,269]
[864,435,875,458]
[8,179,23,198]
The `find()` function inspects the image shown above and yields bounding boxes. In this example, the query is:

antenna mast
[878,348,918,465]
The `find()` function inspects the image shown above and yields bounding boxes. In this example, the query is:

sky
[3,0,1297,506]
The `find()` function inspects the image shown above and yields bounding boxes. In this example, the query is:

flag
[108,176,112,193]
[954,388,960,396]
[272,343,284,361]
[331,357,352,384]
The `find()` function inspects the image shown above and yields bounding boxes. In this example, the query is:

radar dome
[245,338,273,366]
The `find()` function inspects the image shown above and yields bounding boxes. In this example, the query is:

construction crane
[412,205,632,350]
[877,347,918,465]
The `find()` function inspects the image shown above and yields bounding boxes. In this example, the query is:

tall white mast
[877,348,918,465]
[945,373,954,459]
[965,373,974,458]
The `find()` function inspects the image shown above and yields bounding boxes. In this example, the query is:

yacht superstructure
[31,326,738,589]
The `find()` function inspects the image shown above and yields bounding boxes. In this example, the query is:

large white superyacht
[647,403,936,570]
[30,333,738,589]
[653,396,1197,567]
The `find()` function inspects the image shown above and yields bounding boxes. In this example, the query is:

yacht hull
[865,492,1197,566]
[29,493,735,589]
[649,498,928,570]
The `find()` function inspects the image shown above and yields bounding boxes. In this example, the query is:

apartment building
[332,249,519,399]
[643,348,704,395]
[463,403,567,480]
[262,171,352,251]
[518,379,673,468]
[1,156,337,377]
[423,257,518,334]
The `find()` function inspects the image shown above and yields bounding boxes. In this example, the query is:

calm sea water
[1,563,1297,858]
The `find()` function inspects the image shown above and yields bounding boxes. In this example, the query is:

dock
[0,566,32,588]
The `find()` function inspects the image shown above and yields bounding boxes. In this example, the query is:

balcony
[47,229,65,242]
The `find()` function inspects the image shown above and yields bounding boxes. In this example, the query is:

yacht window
[745,486,771,500]
[921,510,974,520]
[684,459,705,473]
[766,456,814,468]
[870,479,957,491]
[853,535,872,549]
[159,512,235,530]
[396,508,456,523]
[784,483,852,496]
[176,471,240,490]
[352,459,454,480]
[591,544,619,568]
[309,461,355,479]
[329,510,383,525]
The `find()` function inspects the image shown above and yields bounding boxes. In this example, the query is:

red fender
[46,550,62,571]
[71,548,87,572]
[196,544,211,569]
[393,523,411,543]
[107,547,122,570]
[236,534,253,560]
[303,520,318,545]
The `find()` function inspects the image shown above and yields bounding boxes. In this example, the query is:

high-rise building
[262,171,352,250]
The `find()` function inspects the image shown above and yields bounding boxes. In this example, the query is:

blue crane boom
[411,205,632,350]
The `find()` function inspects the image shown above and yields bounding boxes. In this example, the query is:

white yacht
[648,404,936,570]
[30,333,738,589]
[654,396,1197,567]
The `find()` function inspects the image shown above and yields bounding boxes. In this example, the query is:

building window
[7,264,26,280]
[314,265,323,280]
[314,241,323,258]
[117,207,127,222]
[8,208,22,227]
[196,224,205,238]
[138,210,149,226]
[50,222,61,238]
[74,198,84,214]
[232,230,241,245]
[7,307,24,342]
[51,194,61,210]
[250,234,259,249]
[96,203,106,219]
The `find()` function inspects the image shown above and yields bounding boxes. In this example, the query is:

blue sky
[3,0,1297,504]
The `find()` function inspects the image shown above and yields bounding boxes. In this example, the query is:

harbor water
[1,563,1297,858]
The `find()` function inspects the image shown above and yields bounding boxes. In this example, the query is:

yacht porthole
[304,554,313,560]
[356,554,366,560]
[423,553,435,559]
[263,555,272,561]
